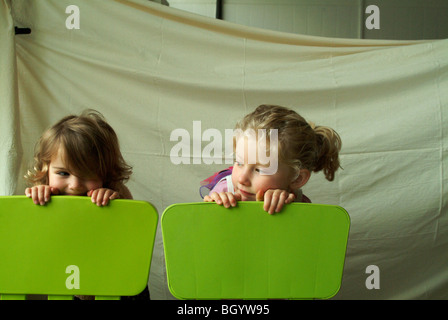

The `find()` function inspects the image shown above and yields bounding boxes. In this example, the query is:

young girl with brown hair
[24,110,153,300]
[25,109,133,206]
[202,104,342,214]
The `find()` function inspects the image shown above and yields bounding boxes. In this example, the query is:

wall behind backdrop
[2,0,447,299]
[168,0,448,40]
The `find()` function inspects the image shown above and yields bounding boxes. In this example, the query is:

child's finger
[38,186,46,205]
[90,189,98,203]
[44,187,51,203]
[100,190,110,206]
[219,192,232,208]
[102,189,117,205]
[263,191,273,213]
[274,192,288,213]
[256,190,264,201]
[265,193,278,214]
[227,193,238,207]
[264,190,283,214]
[31,187,39,204]
[210,192,222,205]
[109,191,119,200]
[285,193,295,204]
[95,189,107,206]
[206,192,238,208]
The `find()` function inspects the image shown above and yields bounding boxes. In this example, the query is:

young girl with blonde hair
[25,109,133,206]
[202,104,342,214]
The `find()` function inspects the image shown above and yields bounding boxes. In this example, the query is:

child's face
[231,136,295,201]
[48,148,103,196]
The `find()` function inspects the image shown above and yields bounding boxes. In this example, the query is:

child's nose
[238,167,251,185]
[70,177,83,189]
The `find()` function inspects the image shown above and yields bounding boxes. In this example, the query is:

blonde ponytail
[313,125,342,181]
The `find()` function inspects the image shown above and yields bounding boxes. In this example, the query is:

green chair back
[162,202,350,300]
[0,196,158,300]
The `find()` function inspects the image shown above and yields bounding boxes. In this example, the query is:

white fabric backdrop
[2,0,447,299]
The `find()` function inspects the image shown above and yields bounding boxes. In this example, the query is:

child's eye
[57,171,70,177]
[235,161,243,166]
[255,167,268,174]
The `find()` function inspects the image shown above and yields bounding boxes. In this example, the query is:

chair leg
[48,295,74,300]
[95,296,120,300]
[0,294,27,300]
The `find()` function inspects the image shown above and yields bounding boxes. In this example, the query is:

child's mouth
[238,189,254,198]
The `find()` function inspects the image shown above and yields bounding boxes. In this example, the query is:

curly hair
[25,109,132,188]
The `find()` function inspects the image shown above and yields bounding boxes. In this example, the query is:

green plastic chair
[162,202,350,300]
[0,196,158,300]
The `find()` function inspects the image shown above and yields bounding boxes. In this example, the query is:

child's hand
[256,189,295,214]
[204,192,242,208]
[87,188,119,206]
[25,185,60,206]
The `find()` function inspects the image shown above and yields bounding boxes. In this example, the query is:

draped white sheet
[2,0,447,299]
